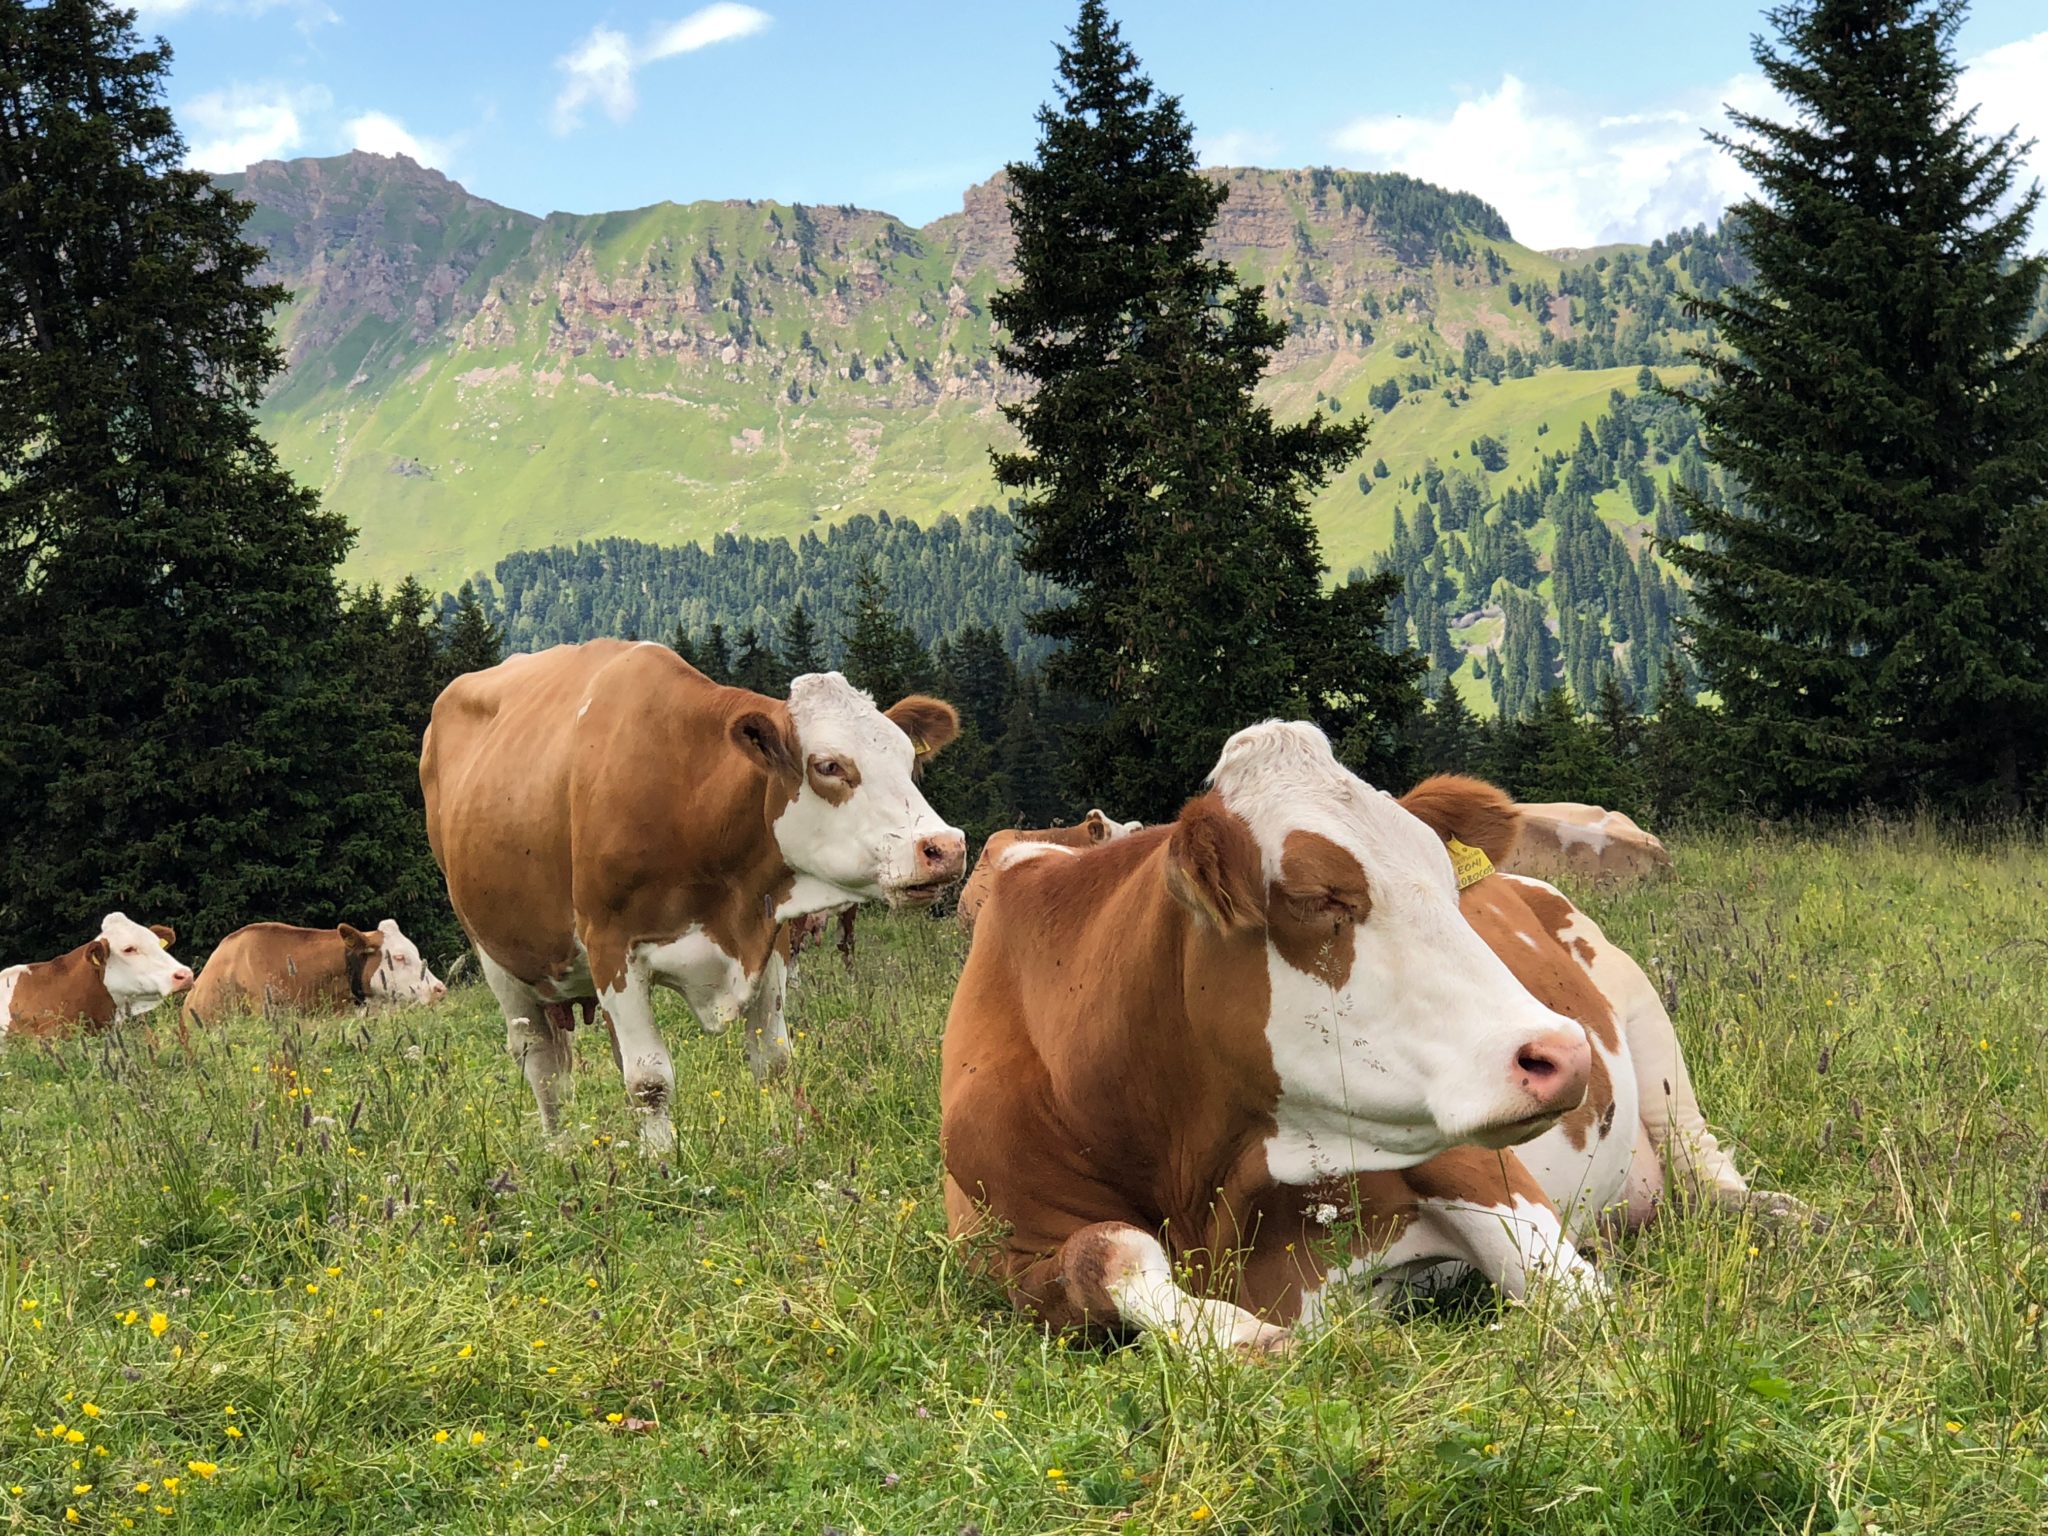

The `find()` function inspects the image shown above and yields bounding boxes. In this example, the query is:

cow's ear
[731,709,800,783]
[1398,774,1521,869]
[338,924,371,951]
[86,937,110,968]
[150,924,176,947]
[1165,794,1266,932]
[885,696,960,760]
[1084,810,1114,844]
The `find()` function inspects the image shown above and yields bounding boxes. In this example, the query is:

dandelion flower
[325,1266,341,1277]
[305,1284,320,1296]
[432,1430,450,1444]
[143,1278,156,1290]
[225,1426,243,1440]
[605,1412,624,1425]
[149,1313,168,1338]
[535,1436,551,1450]
[531,1339,547,1350]
[457,1345,474,1359]
[469,1431,486,1447]
[1946,1420,1963,1433]
[186,1462,217,1479]
[65,1430,86,1446]
[66,1509,81,1525]
[1191,1505,1211,1521]
[73,1484,93,1495]
[81,1404,101,1419]
[162,1479,179,1494]
[135,1484,151,1495]
[1046,1467,1065,1479]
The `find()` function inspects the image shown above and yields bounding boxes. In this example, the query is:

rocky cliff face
[228,154,1518,415]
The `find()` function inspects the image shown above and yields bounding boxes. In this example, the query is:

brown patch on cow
[184,922,386,1027]
[1404,1142,1553,1211]
[804,752,861,806]
[958,820,1130,934]
[1165,794,1266,932]
[1573,937,1595,965]
[883,695,960,759]
[150,925,176,948]
[1398,775,1523,871]
[5,939,119,1039]
[1267,830,1370,990]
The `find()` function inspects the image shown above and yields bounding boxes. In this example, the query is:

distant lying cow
[1503,802,1672,884]
[0,914,194,1043]
[423,640,966,1154]
[942,726,1796,1349]
[955,809,1143,933]
[182,920,446,1028]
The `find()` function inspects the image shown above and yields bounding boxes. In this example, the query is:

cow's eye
[123,946,138,955]
[814,758,845,779]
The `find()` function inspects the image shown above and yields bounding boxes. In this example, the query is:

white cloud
[344,110,452,171]
[1197,129,1282,168]
[1329,30,2048,249]
[552,4,772,134]
[182,83,329,172]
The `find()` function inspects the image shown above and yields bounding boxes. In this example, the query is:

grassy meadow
[3,826,2045,1533]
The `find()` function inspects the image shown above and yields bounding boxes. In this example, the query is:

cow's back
[184,924,350,1023]
[956,823,1102,933]
[1503,803,1672,884]
[0,948,113,1040]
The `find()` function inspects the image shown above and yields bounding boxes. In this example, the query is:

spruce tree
[1668,0,2048,812]
[700,623,733,684]
[0,0,409,953]
[991,1,1417,814]
[839,560,929,705]
[779,601,826,677]
[442,581,504,677]
[732,622,787,695]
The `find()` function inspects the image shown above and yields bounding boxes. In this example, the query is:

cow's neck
[774,873,869,923]
[1037,842,1279,1228]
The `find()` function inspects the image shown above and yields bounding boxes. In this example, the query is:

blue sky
[147,0,2048,250]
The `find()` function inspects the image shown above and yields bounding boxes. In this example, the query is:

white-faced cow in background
[0,914,194,1043]
[422,640,965,1153]
[942,724,1800,1350]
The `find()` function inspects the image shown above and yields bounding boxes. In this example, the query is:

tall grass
[2,825,2043,1532]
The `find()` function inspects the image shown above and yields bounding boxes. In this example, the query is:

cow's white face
[1085,809,1144,841]
[768,673,967,909]
[96,913,194,1018]
[363,919,447,1007]
[1188,722,1590,1180]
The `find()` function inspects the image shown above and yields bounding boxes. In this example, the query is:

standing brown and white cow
[941,725,1793,1349]
[422,640,966,1152]
[182,919,446,1029]
[954,809,1144,933]
[0,915,194,1043]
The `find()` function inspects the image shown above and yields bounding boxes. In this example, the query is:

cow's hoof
[746,1040,793,1082]
[638,1115,677,1158]
[1746,1189,1826,1233]
[1233,1322,1296,1357]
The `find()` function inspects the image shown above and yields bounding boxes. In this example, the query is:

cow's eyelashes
[811,757,847,779]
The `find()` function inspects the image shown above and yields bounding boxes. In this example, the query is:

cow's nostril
[1517,1045,1558,1078]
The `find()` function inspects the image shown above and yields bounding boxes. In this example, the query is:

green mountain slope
[223,153,1733,598]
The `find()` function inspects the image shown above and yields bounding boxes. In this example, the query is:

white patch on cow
[0,964,20,1040]
[1546,817,1613,854]
[363,919,447,1007]
[994,842,1075,872]
[771,672,963,905]
[1352,1195,1603,1307]
[576,699,592,720]
[1103,1229,1290,1353]
[1211,722,1585,1179]
[635,926,752,1034]
[1088,809,1144,838]
[98,913,194,1020]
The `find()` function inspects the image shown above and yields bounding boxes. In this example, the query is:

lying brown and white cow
[954,809,1144,934]
[1502,802,1672,884]
[0,914,194,1043]
[941,725,1791,1348]
[423,640,966,1153]
[181,919,447,1028]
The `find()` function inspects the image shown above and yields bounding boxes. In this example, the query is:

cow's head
[737,672,967,909]
[1167,722,1590,1180]
[340,920,447,1007]
[89,913,194,1015]
[1082,808,1143,843]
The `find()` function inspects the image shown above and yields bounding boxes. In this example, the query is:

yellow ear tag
[1447,837,1494,890]
[912,737,930,757]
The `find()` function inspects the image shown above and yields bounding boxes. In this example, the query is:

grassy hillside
[224,155,1733,599]
[3,829,2045,1532]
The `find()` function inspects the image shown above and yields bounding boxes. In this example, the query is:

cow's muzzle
[886,830,967,907]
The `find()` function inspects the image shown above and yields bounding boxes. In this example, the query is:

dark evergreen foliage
[1668,0,2048,813]
[989,0,1420,816]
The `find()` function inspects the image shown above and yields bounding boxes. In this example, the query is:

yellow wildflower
[535,1436,551,1450]
[469,1431,486,1447]
[149,1312,168,1338]
[432,1430,450,1444]
[143,1278,156,1290]
[457,1344,474,1359]
[225,1426,243,1440]
[65,1429,86,1445]
[162,1478,179,1494]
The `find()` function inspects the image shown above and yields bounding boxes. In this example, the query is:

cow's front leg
[741,948,791,1082]
[599,963,676,1157]
[1385,1148,1604,1306]
[482,953,571,1136]
[1012,1222,1292,1354]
